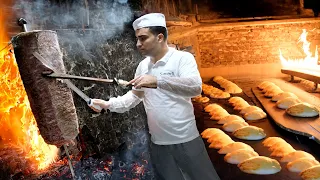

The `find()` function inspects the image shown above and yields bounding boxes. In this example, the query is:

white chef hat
[132,13,166,31]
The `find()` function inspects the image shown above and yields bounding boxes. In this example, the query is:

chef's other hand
[129,75,157,89]
[89,99,110,112]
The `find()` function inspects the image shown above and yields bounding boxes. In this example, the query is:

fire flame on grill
[279,29,319,70]
[0,2,58,173]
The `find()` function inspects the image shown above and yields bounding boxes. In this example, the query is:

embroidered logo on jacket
[160,71,174,77]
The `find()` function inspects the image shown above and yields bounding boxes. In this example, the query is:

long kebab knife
[32,52,103,112]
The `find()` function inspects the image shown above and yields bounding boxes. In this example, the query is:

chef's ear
[157,33,164,42]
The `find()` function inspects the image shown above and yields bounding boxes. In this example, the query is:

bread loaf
[222,120,249,133]
[280,151,315,163]
[238,156,281,175]
[224,149,259,165]
[271,92,298,102]
[276,97,301,109]
[287,158,319,173]
[229,97,245,105]
[218,115,245,125]
[260,82,276,91]
[262,137,287,147]
[270,144,296,157]
[233,126,266,140]
[210,110,230,121]
[300,165,320,180]
[218,142,254,154]
[207,133,229,143]
[234,101,250,111]
[208,136,234,149]
[286,102,319,117]
[201,128,224,139]
[199,96,210,103]
[264,88,283,98]
[244,110,267,121]
[258,81,275,90]
[204,103,220,112]
[262,84,280,93]
[240,106,263,115]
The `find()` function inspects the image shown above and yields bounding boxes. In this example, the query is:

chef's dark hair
[148,26,168,41]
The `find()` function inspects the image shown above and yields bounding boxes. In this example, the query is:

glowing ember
[0,1,59,172]
[279,29,319,70]
[132,163,145,175]
[103,166,111,172]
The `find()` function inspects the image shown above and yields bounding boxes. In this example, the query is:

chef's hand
[89,99,110,113]
[129,75,157,89]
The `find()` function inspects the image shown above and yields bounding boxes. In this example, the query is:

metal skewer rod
[63,144,76,180]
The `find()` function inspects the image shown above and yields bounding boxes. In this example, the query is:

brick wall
[198,20,320,67]
[169,18,320,78]
[169,29,201,65]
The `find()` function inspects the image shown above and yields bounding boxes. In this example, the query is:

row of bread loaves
[202,83,231,99]
[213,76,243,94]
[263,136,320,180]
[228,96,267,121]
[201,128,281,175]
[258,81,319,117]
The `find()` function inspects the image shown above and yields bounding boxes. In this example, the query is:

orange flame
[0,1,59,172]
[279,29,319,70]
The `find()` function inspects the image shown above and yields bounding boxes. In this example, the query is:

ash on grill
[11,146,155,180]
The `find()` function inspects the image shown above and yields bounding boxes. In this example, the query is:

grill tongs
[42,71,132,88]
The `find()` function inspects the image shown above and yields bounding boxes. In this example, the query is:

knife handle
[88,99,103,111]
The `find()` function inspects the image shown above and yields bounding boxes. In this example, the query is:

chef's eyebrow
[137,35,148,38]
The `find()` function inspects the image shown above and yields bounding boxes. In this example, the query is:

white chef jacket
[134,47,201,145]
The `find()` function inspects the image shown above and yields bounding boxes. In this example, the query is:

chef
[90,13,220,180]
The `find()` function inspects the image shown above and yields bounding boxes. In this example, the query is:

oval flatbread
[201,128,224,139]
[208,136,234,149]
[234,101,250,111]
[287,158,319,173]
[280,151,315,163]
[217,115,245,125]
[262,137,286,147]
[276,97,301,109]
[270,144,296,157]
[272,92,298,102]
[258,81,275,90]
[204,103,221,112]
[240,106,263,115]
[300,165,320,180]
[233,126,266,140]
[264,88,283,98]
[244,110,267,121]
[238,156,281,175]
[286,102,319,118]
[224,149,259,165]
[218,142,254,154]
[258,81,273,90]
[207,133,230,143]
[222,120,249,133]
[229,97,245,106]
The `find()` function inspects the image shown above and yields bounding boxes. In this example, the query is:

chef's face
[135,28,162,56]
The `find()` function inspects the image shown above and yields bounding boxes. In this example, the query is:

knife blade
[63,79,102,110]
